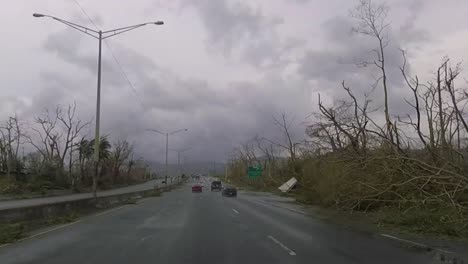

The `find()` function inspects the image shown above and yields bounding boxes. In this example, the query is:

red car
[192,184,202,193]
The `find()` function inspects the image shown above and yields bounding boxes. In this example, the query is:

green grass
[44,212,79,225]
[0,212,80,245]
[145,189,162,197]
[371,206,468,239]
[0,184,183,245]
[0,223,26,244]
[125,197,138,204]
[231,174,468,239]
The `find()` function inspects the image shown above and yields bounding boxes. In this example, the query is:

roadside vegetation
[0,223,25,243]
[0,211,79,244]
[0,179,186,244]
[227,0,468,238]
[0,102,153,199]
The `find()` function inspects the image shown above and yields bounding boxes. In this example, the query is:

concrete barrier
[0,184,179,224]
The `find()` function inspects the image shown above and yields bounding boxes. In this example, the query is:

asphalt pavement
[0,177,435,264]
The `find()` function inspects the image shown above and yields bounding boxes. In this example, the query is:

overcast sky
[1,0,468,163]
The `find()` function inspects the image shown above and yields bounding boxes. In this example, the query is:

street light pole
[146,128,188,185]
[169,148,191,177]
[177,151,181,170]
[92,30,103,193]
[34,13,164,198]
[165,132,169,185]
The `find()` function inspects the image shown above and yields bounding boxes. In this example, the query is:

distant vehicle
[192,184,202,193]
[222,186,237,197]
[211,181,222,191]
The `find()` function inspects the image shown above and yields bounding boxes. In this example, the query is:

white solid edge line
[17,220,82,243]
[255,199,307,215]
[92,205,128,217]
[267,235,296,256]
[380,234,428,247]
[0,243,10,249]
[1,205,131,247]
[232,208,239,214]
[380,234,455,254]
[380,233,456,253]
[0,195,149,249]
[135,197,153,204]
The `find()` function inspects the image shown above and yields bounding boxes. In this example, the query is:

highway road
[0,178,434,264]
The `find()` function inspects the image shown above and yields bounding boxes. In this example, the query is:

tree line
[227,0,468,236]
[0,102,150,196]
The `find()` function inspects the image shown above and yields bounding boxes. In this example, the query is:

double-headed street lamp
[170,148,191,176]
[33,13,164,195]
[146,128,188,184]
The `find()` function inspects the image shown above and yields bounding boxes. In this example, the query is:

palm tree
[88,136,112,198]
[76,137,93,189]
[78,138,93,162]
[76,136,111,191]
[89,136,111,162]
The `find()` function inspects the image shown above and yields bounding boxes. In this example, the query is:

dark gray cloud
[0,96,28,120]
[1,0,465,164]
[398,0,431,45]
[181,0,302,67]
[34,24,310,162]
[43,30,131,88]
[297,8,427,119]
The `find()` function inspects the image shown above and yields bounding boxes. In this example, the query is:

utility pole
[214,161,218,178]
[146,129,188,185]
[177,151,181,174]
[165,132,169,184]
[92,30,102,197]
[225,166,228,181]
[34,13,164,198]
[170,148,191,177]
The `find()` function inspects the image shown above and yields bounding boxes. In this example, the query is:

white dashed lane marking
[267,235,296,256]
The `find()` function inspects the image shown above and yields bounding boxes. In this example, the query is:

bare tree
[400,49,427,148]
[56,102,89,173]
[126,153,135,179]
[436,61,449,149]
[351,0,393,144]
[253,135,278,165]
[306,122,342,152]
[342,81,370,152]
[0,115,23,179]
[270,112,299,163]
[109,139,134,184]
[27,103,89,168]
[444,61,466,134]
[27,107,60,163]
[317,95,360,152]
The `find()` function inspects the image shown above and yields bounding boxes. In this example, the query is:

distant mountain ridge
[144,160,226,177]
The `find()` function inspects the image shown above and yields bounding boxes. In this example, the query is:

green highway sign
[248,166,262,178]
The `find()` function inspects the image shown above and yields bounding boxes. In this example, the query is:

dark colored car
[222,186,237,197]
[211,181,222,191]
[192,184,202,193]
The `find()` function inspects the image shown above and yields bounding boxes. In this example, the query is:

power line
[103,41,146,108]
[72,0,146,109]
[73,0,100,31]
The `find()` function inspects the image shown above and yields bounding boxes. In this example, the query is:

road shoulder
[239,190,468,263]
